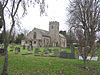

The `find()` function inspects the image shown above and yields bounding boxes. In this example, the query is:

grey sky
[21,0,69,31]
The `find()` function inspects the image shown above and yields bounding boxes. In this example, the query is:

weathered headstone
[28,45,33,54]
[15,47,20,54]
[59,51,67,58]
[59,51,75,59]
[23,45,25,49]
[34,48,41,56]
[69,53,75,59]
[43,48,50,56]
[69,43,75,59]
[53,49,59,57]
[0,48,4,55]
[10,46,13,51]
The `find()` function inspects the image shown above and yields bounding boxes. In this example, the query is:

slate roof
[34,28,50,37]
[59,33,65,38]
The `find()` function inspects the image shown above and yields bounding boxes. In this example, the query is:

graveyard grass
[0,46,100,75]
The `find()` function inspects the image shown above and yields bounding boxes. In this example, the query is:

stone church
[21,21,67,48]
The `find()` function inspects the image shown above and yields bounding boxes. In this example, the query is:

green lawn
[0,46,100,75]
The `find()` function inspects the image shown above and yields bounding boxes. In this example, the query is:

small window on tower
[33,32,37,39]
[34,41,36,44]
[52,25,53,29]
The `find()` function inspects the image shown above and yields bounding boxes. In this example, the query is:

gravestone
[79,56,98,61]
[34,48,41,56]
[10,45,15,52]
[48,49,59,57]
[15,47,20,54]
[23,45,25,49]
[46,48,52,53]
[68,53,75,59]
[69,43,75,59]
[43,48,50,56]
[53,49,59,57]
[59,51,67,58]
[0,48,4,55]
[59,51,75,59]
[28,45,33,54]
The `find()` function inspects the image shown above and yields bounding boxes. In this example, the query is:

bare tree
[68,0,100,65]
[0,2,3,29]
[0,0,47,75]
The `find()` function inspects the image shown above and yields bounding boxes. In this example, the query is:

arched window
[33,32,37,39]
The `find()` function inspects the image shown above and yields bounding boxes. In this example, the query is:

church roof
[59,33,66,38]
[34,28,49,37]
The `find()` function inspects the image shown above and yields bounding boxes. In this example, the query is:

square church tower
[49,21,60,46]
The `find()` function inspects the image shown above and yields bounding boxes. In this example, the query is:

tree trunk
[1,45,8,75]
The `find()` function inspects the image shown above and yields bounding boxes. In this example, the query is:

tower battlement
[49,21,59,25]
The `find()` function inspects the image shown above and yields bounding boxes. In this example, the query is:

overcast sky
[20,0,69,32]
